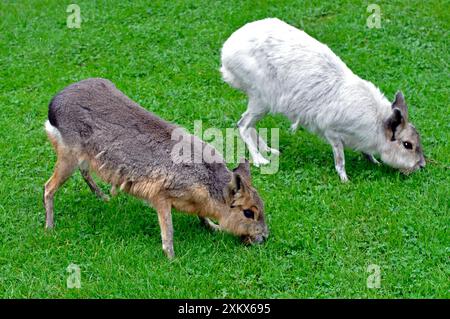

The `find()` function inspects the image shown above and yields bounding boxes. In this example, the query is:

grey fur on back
[49,78,231,201]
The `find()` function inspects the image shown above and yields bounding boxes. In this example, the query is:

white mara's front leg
[363,153,380,165]
[326,135,348,182]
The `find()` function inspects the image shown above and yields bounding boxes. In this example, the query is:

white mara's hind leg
[237,99,271,167]
[326,135,348,182]
[222,64,279,163]
[256,134,280,156]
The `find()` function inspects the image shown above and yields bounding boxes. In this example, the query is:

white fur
[45,120,63,144]
[220,18,420,179]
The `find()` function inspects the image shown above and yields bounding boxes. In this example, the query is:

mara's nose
[260,231,269,243]
[253,234,266,244]
[418,157,426,169]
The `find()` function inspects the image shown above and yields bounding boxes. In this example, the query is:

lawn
[0,0,448,298]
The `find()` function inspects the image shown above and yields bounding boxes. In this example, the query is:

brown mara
[43,78,269,259]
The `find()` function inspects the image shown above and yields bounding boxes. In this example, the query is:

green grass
[0,0,449,298]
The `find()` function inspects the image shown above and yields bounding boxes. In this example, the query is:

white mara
[221,18,425,181]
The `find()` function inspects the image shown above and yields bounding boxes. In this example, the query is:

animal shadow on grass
[44,175,229,246]
[277,130,402,182]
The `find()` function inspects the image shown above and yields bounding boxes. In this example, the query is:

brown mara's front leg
[199,217,221,232]
[153,198,175,259]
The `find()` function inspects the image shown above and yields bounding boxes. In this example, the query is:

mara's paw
[199,217,220,232]
[269,148,280,156]
[363,153,380,165]
[163,246,175,260]
[252,154,270,167]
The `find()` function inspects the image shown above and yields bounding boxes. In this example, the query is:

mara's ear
[229,159,251,198]
[233,158,251,183]
[385,91,409,141]
[229,172,243,195]
[392,91,408,121]
[385,108,405,141]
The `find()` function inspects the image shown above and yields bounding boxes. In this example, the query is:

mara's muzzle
[241,232,269,245]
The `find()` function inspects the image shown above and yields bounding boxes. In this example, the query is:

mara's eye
[403,141,413,150]
[243,209,254,219]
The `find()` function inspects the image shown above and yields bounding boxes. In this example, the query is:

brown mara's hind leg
[44,155,108,229]
[79,165,110,202]
[43,149,78,229]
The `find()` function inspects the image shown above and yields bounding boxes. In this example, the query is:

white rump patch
[45,120,63,143]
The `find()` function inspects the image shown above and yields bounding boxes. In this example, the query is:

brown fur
[44,78,269,258]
